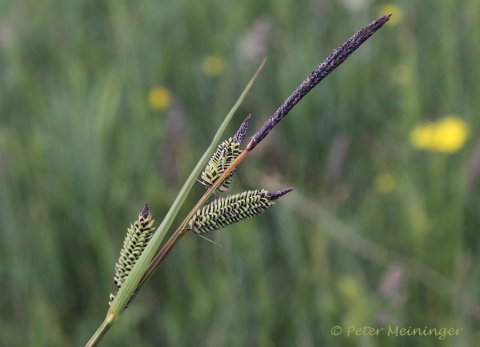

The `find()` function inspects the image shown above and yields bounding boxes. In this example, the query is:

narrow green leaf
[107,58,267,319]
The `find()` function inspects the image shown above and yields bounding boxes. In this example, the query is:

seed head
[188,188,292,234]
[109,204,155,306]
[199,114,251,192]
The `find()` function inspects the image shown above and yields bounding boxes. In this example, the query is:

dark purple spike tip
[140,203,150,219]
[248,15,390,150]
[268,187,294,201]
[232,114,252,144]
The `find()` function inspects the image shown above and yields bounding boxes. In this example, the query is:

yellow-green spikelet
[199,114,251,192]
[199,138,241,192]
[109,204,155,305]
[188,188,292,234]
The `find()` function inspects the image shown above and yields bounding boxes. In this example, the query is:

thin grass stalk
[84,314,114,347]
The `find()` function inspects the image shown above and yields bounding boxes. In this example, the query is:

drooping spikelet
[199,115,251,192]
[109,204,155,305]
[188,188,292,234]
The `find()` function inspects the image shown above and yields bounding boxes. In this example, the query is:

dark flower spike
[232,113,252,144]
[188,188,292,234]
[268,187,293,200]
[199,114,252,192]
[247,15,391,150]
[109,204,155,305]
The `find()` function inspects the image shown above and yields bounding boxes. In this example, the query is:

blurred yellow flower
[202,55,225,77]
[375,173,396,194]
[148,86,171,110]
[410,116,469,153]
[377,3,403,27]
[337,276,360,302]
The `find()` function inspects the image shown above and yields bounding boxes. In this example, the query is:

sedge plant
[86,14,391,346]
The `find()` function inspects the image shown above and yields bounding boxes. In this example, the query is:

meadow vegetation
[1,0,479,346]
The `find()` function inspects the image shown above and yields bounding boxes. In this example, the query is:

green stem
[84,312,115,347]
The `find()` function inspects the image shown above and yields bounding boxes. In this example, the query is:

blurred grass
[1,0,480,346]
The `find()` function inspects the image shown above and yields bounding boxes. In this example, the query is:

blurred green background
[1,0,480,346]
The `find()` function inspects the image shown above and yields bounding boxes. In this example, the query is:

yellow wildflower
[202,55,225,77]
[410,123,436,149]
[375,173,396,194]
[148,86,171,110]
[410,115,469,153]
[432,117,469,152]
[377,4,403,27]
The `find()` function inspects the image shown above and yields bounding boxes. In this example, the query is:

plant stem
[84,13,391,346]
[138,14,391,286]
[85,58,266,347]
[84,312,115,347]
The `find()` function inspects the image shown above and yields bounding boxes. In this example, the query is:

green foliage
[1,1,480,347]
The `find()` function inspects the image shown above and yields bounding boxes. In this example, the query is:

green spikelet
[188,188,292,234]
[109,204,155,305]
[199,115,251,192]
[200,138,241,192]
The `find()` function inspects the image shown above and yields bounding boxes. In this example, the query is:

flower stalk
[139,14,391,286]
[86,14,390,347]
[85,57,267,347]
